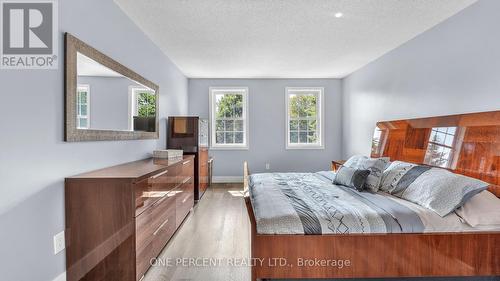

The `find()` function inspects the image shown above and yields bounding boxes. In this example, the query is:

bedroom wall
[0,1,188,280]
[188,79,342,179]
[342,0,500,158]
[77,76,133,130]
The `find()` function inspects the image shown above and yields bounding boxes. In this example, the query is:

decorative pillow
[381,161,489,217]
[343,155,390,192]
[333,166,371,192]
[379,161,417,192]
[455,191,500,227]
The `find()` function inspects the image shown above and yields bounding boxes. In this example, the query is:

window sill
[210,146,249,151]
[286,145,324,150]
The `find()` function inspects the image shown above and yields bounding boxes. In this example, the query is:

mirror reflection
[424,127,462,169]
[76,52,156,132]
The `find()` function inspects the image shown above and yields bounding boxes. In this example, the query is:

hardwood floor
[143,183,250,281]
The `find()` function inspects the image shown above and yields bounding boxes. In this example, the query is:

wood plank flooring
[143,183,251,281]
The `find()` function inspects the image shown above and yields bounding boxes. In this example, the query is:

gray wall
[77,76,134,130]
[188,79,342,177]
[342,0,500,158]
[0,1,188,281]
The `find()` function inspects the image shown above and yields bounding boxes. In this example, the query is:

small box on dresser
[153,149,183,159]
[65,155,194,281]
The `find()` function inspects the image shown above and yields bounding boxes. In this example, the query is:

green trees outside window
[288,94,318,144]
[214,93,244,144]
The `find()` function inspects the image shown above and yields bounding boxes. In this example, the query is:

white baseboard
[212,176,243,183]
[52,272,66,281]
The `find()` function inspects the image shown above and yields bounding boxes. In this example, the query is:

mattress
[248,171,500,235]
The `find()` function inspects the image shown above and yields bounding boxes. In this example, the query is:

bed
[244,110,500,280]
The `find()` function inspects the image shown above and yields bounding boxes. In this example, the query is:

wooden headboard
[370,110,500,197]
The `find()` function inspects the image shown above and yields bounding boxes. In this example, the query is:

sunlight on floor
[227,190,245,197]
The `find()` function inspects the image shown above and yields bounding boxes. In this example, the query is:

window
[76,85,90,129]
[285,87,324,149]
[424,127,457,168]
[209,87,249,149]
[129,86,156,130]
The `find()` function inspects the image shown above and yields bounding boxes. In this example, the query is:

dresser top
[67,155,194,180]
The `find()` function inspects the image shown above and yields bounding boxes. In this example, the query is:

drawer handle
[182,196,189,203]
[153,218,169,236]
[182,160,191,165]
[151,169,168,179]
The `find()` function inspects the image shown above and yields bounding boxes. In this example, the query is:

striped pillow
[381,161,489,216]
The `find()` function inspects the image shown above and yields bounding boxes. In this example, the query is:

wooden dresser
[65,155,195,281]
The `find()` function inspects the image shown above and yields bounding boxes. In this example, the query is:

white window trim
[285,87,325,150]
[76,84,90,129]
[128,86,154,131]
[209,87,249,150]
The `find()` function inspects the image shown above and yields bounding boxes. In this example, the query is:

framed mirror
[65,33,159,141]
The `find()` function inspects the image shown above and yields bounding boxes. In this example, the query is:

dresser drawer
[136,193,176,280]
[176,178,194,227]
[180,158,194,178]
[134,165,179,217]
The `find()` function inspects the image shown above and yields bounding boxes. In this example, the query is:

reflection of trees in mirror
[425,134,448,167]
[424,127,456,168]
[137,92,156,117]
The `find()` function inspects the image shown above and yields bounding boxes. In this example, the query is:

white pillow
[456,191,500,227]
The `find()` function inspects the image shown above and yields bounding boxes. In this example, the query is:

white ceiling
[114,0,476,78]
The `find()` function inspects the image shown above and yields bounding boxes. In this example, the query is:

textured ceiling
[114,0,476,78]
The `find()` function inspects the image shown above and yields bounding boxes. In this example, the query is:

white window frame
[128,86,155,130]
[285,87,324,149]
[76,84,90,129]
[209,87,249,150]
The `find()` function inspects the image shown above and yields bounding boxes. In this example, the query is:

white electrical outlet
[265,163,270,170]
[53,230,65,255]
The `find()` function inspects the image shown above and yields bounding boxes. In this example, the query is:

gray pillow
[344,155,390,192]
[381,161,489,217]
[333,166,371,192]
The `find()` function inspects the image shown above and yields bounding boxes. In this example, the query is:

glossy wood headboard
[370,110,500,197]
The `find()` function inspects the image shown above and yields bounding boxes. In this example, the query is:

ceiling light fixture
[334,12,343,18]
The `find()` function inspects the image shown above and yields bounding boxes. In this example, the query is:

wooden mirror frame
[64,33,159,142]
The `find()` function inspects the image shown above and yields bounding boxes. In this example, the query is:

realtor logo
[1,0,58,69]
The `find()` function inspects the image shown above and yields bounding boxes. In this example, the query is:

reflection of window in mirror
[129,87,156,131]
[76,85,90,129]
[371,126,386,156]
[424,127,461,168]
